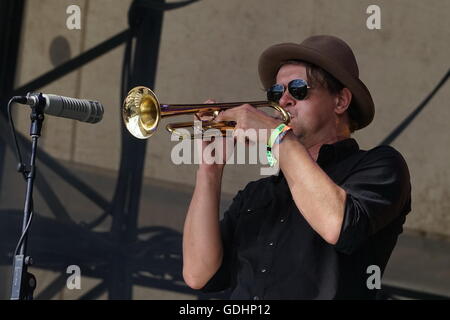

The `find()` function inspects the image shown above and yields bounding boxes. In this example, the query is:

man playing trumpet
[182,35,411,299]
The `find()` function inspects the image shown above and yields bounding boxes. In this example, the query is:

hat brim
[258,43,374,130]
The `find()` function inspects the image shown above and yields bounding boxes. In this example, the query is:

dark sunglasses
[267,79,310,103]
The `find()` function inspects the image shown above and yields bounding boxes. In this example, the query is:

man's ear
[334,88,352,115]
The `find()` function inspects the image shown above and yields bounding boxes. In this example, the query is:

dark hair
[278,60,358,132]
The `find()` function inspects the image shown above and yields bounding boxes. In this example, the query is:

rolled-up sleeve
[334,146,411,254]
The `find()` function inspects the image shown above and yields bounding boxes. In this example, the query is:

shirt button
[261,268,267,273]
[247,208,253,213]
[268,242,274,246]
[280,218,285,223]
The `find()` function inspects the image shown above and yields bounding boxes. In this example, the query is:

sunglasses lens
[267,84,284,102]
[289,79,308,100]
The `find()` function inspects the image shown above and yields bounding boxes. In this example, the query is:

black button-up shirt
[202,138,411,299]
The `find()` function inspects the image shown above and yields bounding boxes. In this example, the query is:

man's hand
[195,100,234,172]
[214,104,281,144]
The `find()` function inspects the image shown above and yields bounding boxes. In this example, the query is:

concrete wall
[13,0,450,237]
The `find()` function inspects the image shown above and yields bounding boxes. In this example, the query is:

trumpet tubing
[122,86,290,139]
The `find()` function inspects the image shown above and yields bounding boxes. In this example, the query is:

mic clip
[25,92,45,109]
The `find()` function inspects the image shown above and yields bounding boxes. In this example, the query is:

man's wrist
[266,124,293,166]
[197,165,224,179]
[272,130,296,160]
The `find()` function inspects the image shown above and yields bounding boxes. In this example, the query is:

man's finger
[214,107,239,122]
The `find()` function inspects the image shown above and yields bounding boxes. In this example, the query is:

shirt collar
[316,138,360,167]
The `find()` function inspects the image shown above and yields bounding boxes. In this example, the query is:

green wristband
[268,124,288,149]
[266,124,291,167]
[266,147,276,167]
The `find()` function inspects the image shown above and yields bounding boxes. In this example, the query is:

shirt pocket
[234,196,272,248]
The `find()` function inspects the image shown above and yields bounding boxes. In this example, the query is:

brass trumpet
[122,86,291,139]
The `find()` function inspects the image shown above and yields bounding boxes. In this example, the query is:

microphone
[13,92,104,123]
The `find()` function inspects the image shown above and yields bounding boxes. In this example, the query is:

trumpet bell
[122,86,161,139]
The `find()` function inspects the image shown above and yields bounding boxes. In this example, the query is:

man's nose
[278,90,295,108]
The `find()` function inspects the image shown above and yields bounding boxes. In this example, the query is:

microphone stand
[10,94,46,300]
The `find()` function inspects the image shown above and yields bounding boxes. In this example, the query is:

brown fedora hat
[258,35,374,130]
